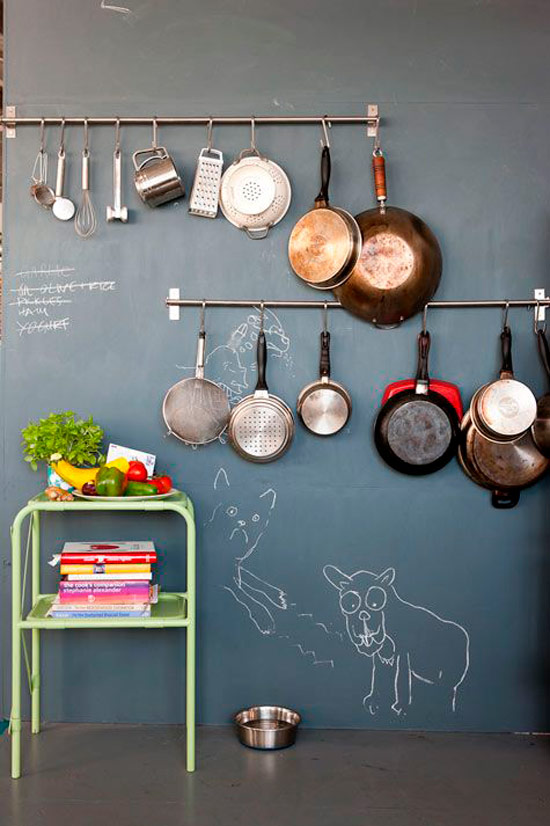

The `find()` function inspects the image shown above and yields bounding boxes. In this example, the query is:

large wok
[334,146,442,328]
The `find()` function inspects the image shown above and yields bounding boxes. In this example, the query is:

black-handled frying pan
[374,331,460,475]
[533,328,550,457]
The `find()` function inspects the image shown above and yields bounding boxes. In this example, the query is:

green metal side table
[9,491,196,779]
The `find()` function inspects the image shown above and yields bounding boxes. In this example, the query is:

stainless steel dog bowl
[234,705,301,750]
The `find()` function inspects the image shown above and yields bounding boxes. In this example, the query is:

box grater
[188,148,224,218]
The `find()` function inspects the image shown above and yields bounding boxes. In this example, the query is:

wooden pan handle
[372,153,387,208]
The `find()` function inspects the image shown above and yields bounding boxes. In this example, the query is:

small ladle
[32,119,55,208]
[52,119,76,221]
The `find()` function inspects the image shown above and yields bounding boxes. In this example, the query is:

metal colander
[219,120,292,239]
[228,309,294,462]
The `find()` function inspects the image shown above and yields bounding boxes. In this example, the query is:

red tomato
[126,460,147,482]
[151,475,172,494]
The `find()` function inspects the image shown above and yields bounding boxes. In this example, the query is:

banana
[53,460,100,489]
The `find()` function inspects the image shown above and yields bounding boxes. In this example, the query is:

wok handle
[319,331,331,379]
[537,328,550,385]
[415,331,431,392]
[491,489,520,509]
[256,330,268,391]
[314,146,331,207]
[372,153,387,207]
[500,326,513,375]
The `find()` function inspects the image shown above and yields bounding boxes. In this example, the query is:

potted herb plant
[21,411,105,490]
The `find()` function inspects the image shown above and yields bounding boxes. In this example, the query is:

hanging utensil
[532,320,550,457]
[219,118,292,239]
[189,119,224,218]
[374,326,460,475]
[228,305,295,462]
[297,303,352,436]
[288,119,362,290]
[31,119,55,209]
[334,129,442,327]
[133,118,185,207]
[469,312,537,443]
[74,119,98,239]
[459,411,549,508]
[106,119,128,223]
[52,119,75,221]
[162,303,230,445]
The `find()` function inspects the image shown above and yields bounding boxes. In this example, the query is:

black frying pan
[374,331,460,475]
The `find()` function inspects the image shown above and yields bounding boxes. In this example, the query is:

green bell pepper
[124,481,157,497]
[95,466,126,497]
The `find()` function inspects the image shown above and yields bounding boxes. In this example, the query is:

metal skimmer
[189,119,224,218]
[228,305,294,462]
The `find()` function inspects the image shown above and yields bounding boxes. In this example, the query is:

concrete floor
[1,725,549,826]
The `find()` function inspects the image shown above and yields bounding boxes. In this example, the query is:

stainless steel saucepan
[297,305,351,436]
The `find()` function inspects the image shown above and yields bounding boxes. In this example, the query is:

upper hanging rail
[1,105,380,138]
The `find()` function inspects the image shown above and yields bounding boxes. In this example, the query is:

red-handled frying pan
[374,331,461,475]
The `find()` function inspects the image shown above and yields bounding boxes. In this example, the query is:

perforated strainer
[228,305,294,462]
[163,303,230,446]
[220,119,292,239]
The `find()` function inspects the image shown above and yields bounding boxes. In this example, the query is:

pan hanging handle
[320,331,331,379]
[195,302,206,379]
[315,121,331,207]
[255,303,268,392]
[415,331,431,394]
[372,119,387,212]
[491,489,520,509]
[537,328,550,386]
[500,323,513,377]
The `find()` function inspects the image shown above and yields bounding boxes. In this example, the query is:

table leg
[185,510,196,772]
[10,512,26,779]
[31,512,41,734]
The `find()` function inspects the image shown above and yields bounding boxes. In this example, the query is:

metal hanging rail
[1,105,380,138]
[165,297,550,310]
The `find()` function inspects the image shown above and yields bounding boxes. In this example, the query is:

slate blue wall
[1,0,550,731]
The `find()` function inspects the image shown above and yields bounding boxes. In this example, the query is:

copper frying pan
[334,143,442,327]
[288,122,361,291]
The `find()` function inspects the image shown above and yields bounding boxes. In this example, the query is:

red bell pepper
[126,460,147,482]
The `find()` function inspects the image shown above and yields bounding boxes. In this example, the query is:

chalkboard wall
[1,0,550,731]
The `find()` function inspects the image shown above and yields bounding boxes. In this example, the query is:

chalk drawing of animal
[206,468,287,635]
[323,565,470,716]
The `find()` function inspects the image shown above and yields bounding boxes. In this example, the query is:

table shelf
[20,592,189,629]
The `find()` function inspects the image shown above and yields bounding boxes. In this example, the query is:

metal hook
[422,304,428,334]
[259,300,265,331]
[250,117,256,151]
[58,118,66,155]
[207,118,213,151]
[373,118,383,157]
[534,300,548,335]
[83,118,89,156]
[323,301,329,334]
[503,300,510,330]
[320,116,331,149]
[152,118,158,149]
[39,118,46,152]
[200,300,206,333]
[114,117,121,154]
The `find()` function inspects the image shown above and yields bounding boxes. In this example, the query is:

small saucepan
[470,320,537,443]
[297,306,351,436]
[374,329,461,475]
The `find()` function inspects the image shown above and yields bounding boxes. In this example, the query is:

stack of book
[48,541,158,618]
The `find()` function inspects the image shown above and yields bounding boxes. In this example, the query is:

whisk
[74,119,97,239]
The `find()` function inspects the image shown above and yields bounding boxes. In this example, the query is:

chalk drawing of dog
[323,565,469,716]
